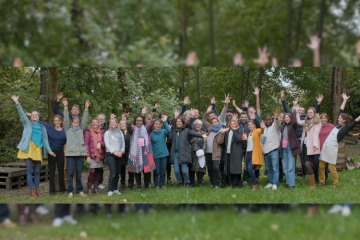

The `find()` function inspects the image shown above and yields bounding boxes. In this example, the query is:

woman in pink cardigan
[84,118,106,196]
[295,105,321,190]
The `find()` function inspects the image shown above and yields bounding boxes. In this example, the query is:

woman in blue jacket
[11,95,55,198]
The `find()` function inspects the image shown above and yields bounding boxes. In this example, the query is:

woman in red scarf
[84,118,105,196]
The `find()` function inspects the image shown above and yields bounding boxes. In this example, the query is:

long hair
[53,114,63,128]
[88,118,100,129]
[339,113,350,125]
[228,120,239,129]
[119,120,128,133]
[304,107,320,124]
[108,118,121,133]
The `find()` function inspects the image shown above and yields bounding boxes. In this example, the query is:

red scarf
[89,127,102,162]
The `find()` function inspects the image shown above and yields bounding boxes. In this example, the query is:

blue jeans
[173,152,189,184]
[66,156,84,194]
[282,145,296,187]
[154,157,167,187]
[0,204,10,223]
[246,151,258,185]
[25,159,41,190]
[264,150,279,185]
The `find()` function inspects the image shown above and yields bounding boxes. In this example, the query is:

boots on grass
[29,204,40,224]
[308,175,316,190]
[87,182,93,196]
[35,189,42,197]
[94,182,101,194]
[17,205,27,226]
[30,190,37,198]
[251,184,258,191]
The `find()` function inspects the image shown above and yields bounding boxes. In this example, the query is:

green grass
[2,205,360,240]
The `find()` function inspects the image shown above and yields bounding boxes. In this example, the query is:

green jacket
[63,108,88,156]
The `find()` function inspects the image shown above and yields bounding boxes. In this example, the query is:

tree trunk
[179,67,185,100]
[179,0,188,59]
[295,0,303,52]
[331,67,344,124]
[245,70,250,97]
[196,67,201,110]
[209,0,216,66]
[40,67,47,96]
[317,0,326,63]
[48,67,58,124]
[240,67,244,105]
[71,0,88,48]
[284,0,292,66]
[258,67,263,104]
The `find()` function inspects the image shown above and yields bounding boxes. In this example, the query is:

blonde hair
[119,120,127,133]
[108,118,121,133]
[193,119,203,126]
[304,107,320,124]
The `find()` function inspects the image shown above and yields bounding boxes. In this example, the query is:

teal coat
[150,121,171,159]
[15,103,52,157]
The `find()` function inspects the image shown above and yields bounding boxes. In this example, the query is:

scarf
[175,126,183,132]
[305,119,313,131]
[89,127,102,162]
[31,123,43,148]
[129,125,150,173]
[71,125,80,131]
[109,128,124,154]
[211,125,222,133]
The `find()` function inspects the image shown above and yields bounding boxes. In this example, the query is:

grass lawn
[1,204,359,240]
[1,146,359,204]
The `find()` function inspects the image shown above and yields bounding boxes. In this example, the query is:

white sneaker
[52,218,63,227]
[272,185,277,190]
[92,184,94,189]
[24,206,29,215]
[36,205,49,215]
[113,190,122,195]
[63,215,78,225]
[98,184,106,189]
[328,204,343,214]
[264,183,273,189]
[108,191,114,196]
[243,181,248,185]
[341,206,351,217]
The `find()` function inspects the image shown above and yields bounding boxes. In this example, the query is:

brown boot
[87,182,93,196]
[17,205,27,226]
[35,189,42,197]
[94,182,101,194]
[29,205,40,224]
[306,205,317,218]
[30,190,37,198]
[308,175,316,190]
[251,184,258,191]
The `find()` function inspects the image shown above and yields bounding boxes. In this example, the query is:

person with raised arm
[53,92,82,123]
[295,103,321,190]
[150,114,172,189]
[11,95,55,198]
[63,98,89,198]
[319,93,360,188]
[307,35,321,67]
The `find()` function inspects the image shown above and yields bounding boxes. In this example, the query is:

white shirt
[227,130,234,154]
[104,130,125,154]
[246,133,254,152]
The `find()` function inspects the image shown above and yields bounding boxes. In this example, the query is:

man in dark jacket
[54,92,82,122]
[281,90,323,180]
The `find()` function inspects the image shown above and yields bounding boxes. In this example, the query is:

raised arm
[210,97,219,116]
[233,100,243,114]
[295,109,305,126]
[181,97,189,115]
[219,94,231,126]
[11,96,30,127]
[152,103,160,113]
[162,117,171,135]
[63,99,70,130]
[38,120,53,131]
[315,94,323,113]
[337,93,350,125]
[253,87,261,117]
[80,100,90,130]
[202,107,213,131]
[307,35,321,67]
[280,90,292,114]
[53,92,65,118]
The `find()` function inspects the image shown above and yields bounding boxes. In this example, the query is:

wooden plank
[0,167,27,177]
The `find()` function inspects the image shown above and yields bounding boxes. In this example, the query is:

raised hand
[206,105,213,113]
[307,36,321,50]
[85,100,90,110]
[62,98,68,108]
[233,53,245,66]
[141,106,147,116]
[154,103,160,109]
[272,110,279,119]
[57,92,63,101]
[210,97,216,105]
[280,90,285,100]
[260,120,266,128]
[161,114,168,122]
[111,114,116,119]
[151,112,157,119]
[232,113,238,121]
[253,87,260,95]
[272,57,278,67]
[221,127,230,133]
[356,116,360,122]
[13,57,23,67]
[25,112,31,117]
[222,94,231,105]
[293,97,299,106]
[341,93,350,100]
[293,104,300,112]
[11,95,19,104]
[232,100,237,107]
[316,94,324,104]
[186,51,197,67]
[184,96,190,105]
[174,109,180,118]
[254,47,270,67]
[356,40,360,58]
[243,100,249,108]
[126,112,130,120]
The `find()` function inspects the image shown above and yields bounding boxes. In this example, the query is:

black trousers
[225,153,242,188]
[55,204,71,218]
[48,150,66,193]
[0,204,10,222]
[220,159,228,186]
[299,140,307,176]
[205,153,221,186]
[279,157,284,181]
[135,171,151,188]
[189,170,205,185]
[105,204,126,214]
[106,153,122,191]
[99,167,104,185]
[167,155,172,180]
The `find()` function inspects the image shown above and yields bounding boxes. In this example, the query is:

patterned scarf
[305,119,313,131]
[89,127,102,162]
[129,125,149,173]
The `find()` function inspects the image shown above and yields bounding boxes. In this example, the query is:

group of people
[11,86,359,198]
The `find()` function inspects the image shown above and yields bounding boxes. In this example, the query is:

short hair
[145,114,152,120]
[31,111,40,117]
[154,118,163,125]
[183,110,191,117]
[240,112,248,117]
[133,115,146,126]
[97,114,106,119]
[299,105,305,110]
[228,120,239,129]
[72,104,80,109]
[248,106,255,111]
[53,114,63,127]
[193,119,203,126]
[211,118,219,123]
[208,111,216,116]
[320,113,329,119]
[158,112,167,118]
[247,120,255,126]
[264,113,273,119]
[71,116,80,124]
[339,113,350,125]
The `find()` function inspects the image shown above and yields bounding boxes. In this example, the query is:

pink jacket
[296,113,321,155]
[84,129,106,159]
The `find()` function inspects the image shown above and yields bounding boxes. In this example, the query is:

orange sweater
[244,128,264,171]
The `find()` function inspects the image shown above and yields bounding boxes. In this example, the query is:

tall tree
[240,67,244,104]
[331,67,344,124]
[258,67,263,104]
[180,0,188,59]
[209,0,216,66]
[196,67,201,110]
[118,67,130,113]
[48,67,58,124]
[284,0,292,66]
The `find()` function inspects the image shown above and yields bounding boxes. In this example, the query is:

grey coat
[63,108,89,157]
[220,128,243,174]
